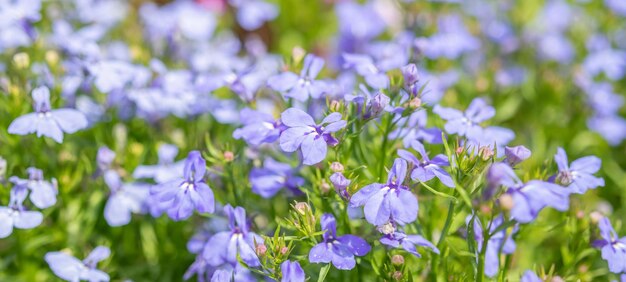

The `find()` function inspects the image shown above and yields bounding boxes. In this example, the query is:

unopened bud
[330,100,341,112]
[499,194,514,211]
[409,97,422,109]
[13,52,30,69]
[320,181,331,194]
[280,246,289,255]
[550,276,565,282]
[401,63,419,86]
[255,244,267,256]
[455,146,464,155]
[45,50,60,66]
[223,151,234,162]
[392,271,403,281]
[294,202,310,215]
[590,211,604,224]
[292,47,306,65]
[391,255,404,266]
[576,210,585,219]
[330,162,344,173]
[478,146,494,161]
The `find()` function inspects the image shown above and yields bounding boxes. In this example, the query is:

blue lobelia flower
[96,146,116,173]
[268,54,327,101]
[467,215,518,277]
[433,98,495,138]
[389,110,443,148]
[279,108,347,165]
[103,170,149,227]
[45,246,110,282]
[150,151,215,221]
[280,260,305,282]
[398,141,455,188]
[593,217,626,273]
[504,145,531,167]
[520,271,542,282]
[249,158,304,198]
[378,221,439,258]
[9,167,58,209]
[349,158,418,226]
[202,205,263,267]
[229,0,278,31]
[487,163,570,223]
[133,144,185,184]
[308,214,371,270]
[344,84,390,120]
[233,108,281,147]
[8,86,88,143]
[0,188,43,238]
[552,147,605,194]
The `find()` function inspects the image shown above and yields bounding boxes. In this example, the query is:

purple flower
[401,63,419,88]
[279,108,347,165]
[488,163,570,223]
[229,0,278,31]
[103,171,149,227]
[389,111,443,147]
[504,145,531,167]
[398,141,455,188]
[233,108,281,147]
[379,225,439,257]
[0,188,43,238]
[342,53,390,89]
[202,205,263,267]
[8,86,88,143]
[268,54,327,101]
[133,144,185,184]
[45,246,110,282]
[467,215,517,277]
[345,85,390,119]
[330,172,351,200]
[553,147,605,194]
[349,158,418,225]
[416,15,480,59]
[9,167,58,209]
[150,151,215,221]
[433,98,495,138]
[249,158,304,198]
[280,260,305,282]
[308,214,370,270]
[594,217,626,273]
[521,271,542,282]
[97,146,116,172]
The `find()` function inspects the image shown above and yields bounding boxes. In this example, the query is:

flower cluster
[0,0,624,281]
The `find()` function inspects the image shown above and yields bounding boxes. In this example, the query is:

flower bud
[478,146,494,161]
[292,46,306,65]
[294,202,310,215]
[391,255,404,266]
[590,211,604,224]
[370,92,390,118]
[401,63,419,86]
[499,194,514,211]
[392,271,403,281]
[330,162,344,173]
[330,100,341,112]
[330,172,351,200]
[320,181,331,194]
[409,97,422,109]
[13,52,30,69]
[255,244,267,256]
[223,151,234,162]
[504,145,531,166]
[280,246,289,255]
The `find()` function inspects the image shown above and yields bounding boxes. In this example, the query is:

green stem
[437,200,456,247]
[476,227,490,282]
